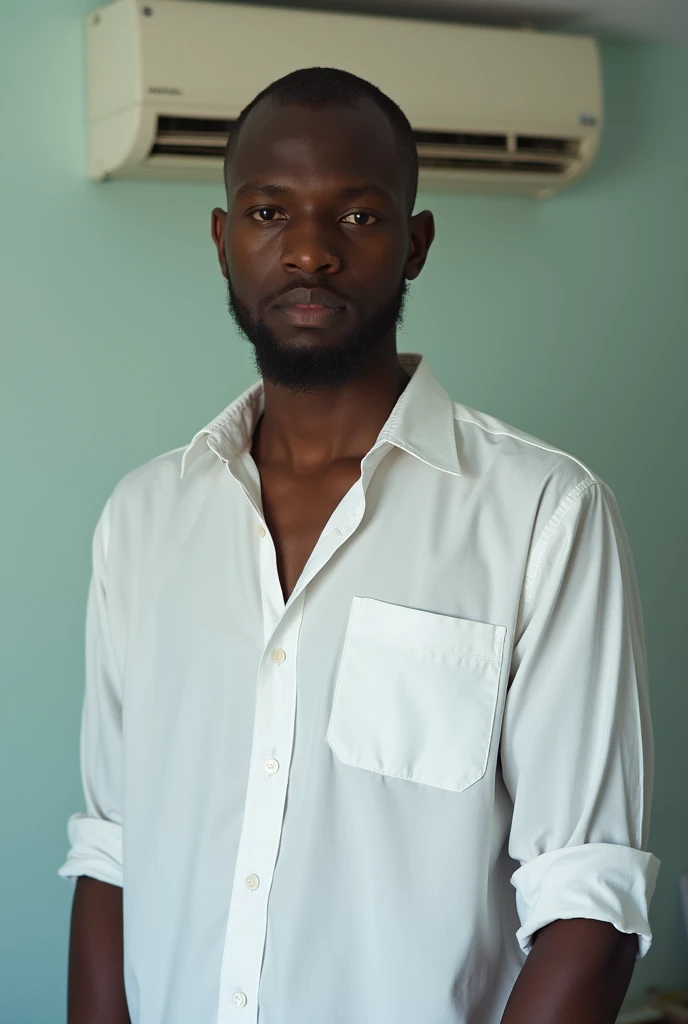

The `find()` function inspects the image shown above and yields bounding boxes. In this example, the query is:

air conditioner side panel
[86,0,142,122]
[87,0,150,180]
[89,107,158,181]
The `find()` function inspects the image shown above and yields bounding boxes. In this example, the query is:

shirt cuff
[57,812,123,888]
[511,843,660,958]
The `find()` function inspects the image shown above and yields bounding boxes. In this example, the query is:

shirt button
[256,523,266,538]
[232,991,247,1008]
[264,757,280,775]
[245,873,260,891]
[271,648,286,664]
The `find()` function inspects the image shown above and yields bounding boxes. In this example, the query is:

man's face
[212,99,432,390]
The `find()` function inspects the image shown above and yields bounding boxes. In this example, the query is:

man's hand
[67,876,130,1024]
[500,918,638,1024]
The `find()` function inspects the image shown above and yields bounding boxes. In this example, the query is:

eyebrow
[233,181,392,202]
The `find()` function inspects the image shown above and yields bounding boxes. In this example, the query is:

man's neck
[251,342,410,474]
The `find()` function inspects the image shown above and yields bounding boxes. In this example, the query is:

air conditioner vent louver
[517,135,580,156]
[152,115,236,157]
[418,156,567,174]
[151,118,581,178]
[151,143,224,157]
[413,130,509,150]
[414,130,581,177]
[158,115,237,135]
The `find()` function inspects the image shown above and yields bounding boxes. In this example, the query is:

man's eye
[251,208,285,222]
[342,212,378,226]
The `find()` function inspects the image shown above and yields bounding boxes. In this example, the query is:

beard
[226,274,409,392]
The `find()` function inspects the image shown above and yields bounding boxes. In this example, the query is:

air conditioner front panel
[138,0,601,133]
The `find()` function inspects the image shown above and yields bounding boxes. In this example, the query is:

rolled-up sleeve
[58,499,123,887]
[502,478,659,957]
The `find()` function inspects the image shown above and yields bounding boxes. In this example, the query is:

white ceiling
[245,0,688,44]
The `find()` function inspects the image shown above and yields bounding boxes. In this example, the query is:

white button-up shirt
[59,354,659,1024]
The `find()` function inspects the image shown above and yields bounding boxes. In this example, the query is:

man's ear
[211,208,229,279]
[405,209,435,281]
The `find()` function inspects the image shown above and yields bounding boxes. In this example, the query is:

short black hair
[224,66,418,214]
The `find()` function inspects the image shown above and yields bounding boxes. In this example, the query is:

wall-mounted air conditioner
[86,0,603,198]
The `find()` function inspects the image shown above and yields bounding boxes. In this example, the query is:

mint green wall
[2,3,687,1019]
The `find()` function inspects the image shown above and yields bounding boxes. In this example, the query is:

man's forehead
[230,99,400,184]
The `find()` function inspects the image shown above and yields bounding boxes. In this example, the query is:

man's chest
[256,458,363,600]
[120,456,532,768]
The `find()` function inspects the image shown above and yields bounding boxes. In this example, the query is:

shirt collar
[376,353,461,476]
[181,378,265,478]
[180,353,461,479]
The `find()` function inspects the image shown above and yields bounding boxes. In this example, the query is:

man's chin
[249,330,373,392]
[265,327,359,352]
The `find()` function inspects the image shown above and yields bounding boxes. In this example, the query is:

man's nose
[280,221,341,275]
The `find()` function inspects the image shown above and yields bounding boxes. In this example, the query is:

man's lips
[273,287,349,327]
[275,287,348,309]
[275,305,347,328]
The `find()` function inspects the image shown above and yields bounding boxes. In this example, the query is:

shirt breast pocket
[327,598,507,793]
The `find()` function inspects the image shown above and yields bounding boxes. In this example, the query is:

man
[60,67,659,1024]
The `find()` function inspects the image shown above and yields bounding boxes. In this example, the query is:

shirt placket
[215,444,388,1023]
[215,458,298,1024]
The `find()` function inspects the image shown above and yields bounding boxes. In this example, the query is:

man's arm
[501,480,659,1018]
[68,877,130,1024]
[500,919,637,1024]
[60,502,127,1021]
